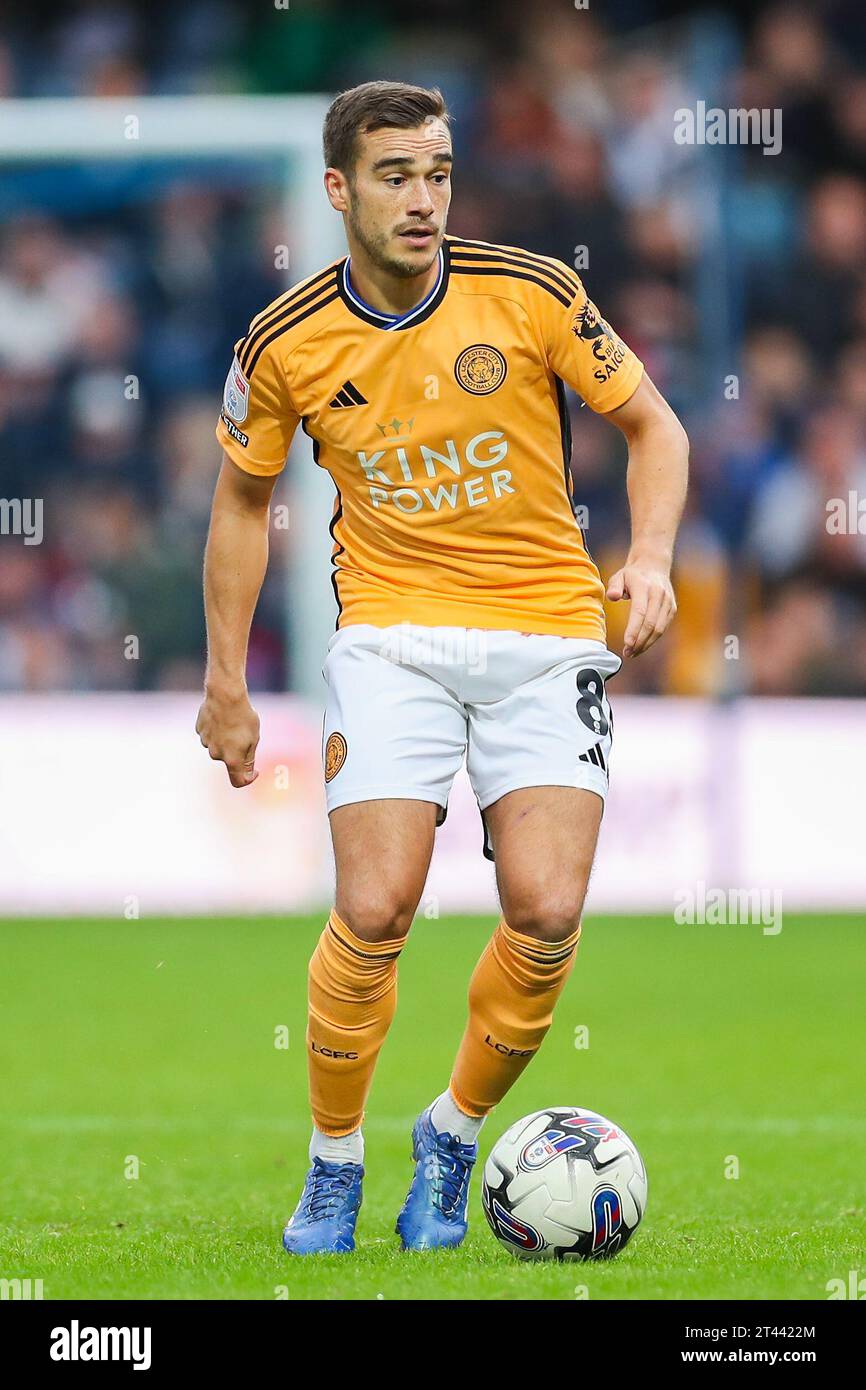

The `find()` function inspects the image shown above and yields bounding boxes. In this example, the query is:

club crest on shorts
[222,355,250,423]
[454,344,507,395]
[324,732,347,782]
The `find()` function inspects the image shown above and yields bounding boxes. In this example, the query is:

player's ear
[324,167,349,213]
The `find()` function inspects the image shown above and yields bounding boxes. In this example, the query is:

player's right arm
[197,327,299,787]
[196,456,278,788]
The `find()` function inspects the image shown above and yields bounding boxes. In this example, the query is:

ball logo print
[561,1113,621,1142]
[482,1107,647,1261]
[454,344,507,395]
[483,1194,545,1253]
[591,1186,624,1256]
[519,1129,586,1171]
[518,1114,623,1172]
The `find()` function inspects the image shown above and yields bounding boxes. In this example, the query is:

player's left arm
[537,268,689,659]
[603,373,689,659]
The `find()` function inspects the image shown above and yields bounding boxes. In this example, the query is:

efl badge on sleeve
[223,355,250,423]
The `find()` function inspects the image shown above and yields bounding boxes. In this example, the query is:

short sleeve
[541,272,643,414]
[215,336,299,476]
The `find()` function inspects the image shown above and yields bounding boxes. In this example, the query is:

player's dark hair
[323,81,450,175]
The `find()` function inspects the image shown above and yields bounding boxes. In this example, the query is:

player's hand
[606,559,677,659]
[195,684,261,788]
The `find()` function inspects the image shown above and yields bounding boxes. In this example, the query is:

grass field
[1,913,864,1301]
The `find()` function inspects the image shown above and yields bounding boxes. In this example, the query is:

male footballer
[196,81,688,1254]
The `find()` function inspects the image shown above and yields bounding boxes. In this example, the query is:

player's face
[334,119,452,279]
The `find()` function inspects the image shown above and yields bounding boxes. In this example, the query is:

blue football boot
[281,1157,363,1255]
[396,1106,477,1251]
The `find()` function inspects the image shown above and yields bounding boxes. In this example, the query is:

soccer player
[196,81,688,1254]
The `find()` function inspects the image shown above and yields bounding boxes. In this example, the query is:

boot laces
[305,1160,357,1221]
[429,1132,474,1217]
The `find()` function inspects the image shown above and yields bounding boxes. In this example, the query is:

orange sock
[450,919,580,1117]
[307,909,405,1136]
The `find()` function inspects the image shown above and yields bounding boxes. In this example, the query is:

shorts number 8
[576,668,609,737]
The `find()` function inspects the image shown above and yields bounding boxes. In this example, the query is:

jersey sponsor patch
[571,302,629,385]
[454,343,507,395]
[571,300,611,342]
[220,413,249,447]
[222,355,250,423]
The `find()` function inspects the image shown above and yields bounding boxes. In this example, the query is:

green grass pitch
[1,913,864,1301]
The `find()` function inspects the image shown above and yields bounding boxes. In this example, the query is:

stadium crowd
[1,0,865,695]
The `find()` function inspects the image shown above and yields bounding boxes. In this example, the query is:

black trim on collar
[337,242,451,331]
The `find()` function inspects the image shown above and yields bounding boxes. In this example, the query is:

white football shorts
[321,624,621,858]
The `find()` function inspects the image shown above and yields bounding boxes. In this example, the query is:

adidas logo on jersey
[329,380,368,408]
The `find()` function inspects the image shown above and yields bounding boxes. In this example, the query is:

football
[482,1106,648,1260]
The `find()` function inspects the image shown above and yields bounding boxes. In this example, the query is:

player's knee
[505,890,585,943]
[336,888,417,943]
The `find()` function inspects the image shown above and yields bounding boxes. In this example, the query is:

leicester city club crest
[454,343,507,395]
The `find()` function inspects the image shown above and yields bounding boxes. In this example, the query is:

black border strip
[448,244,579,300]
[246,287,340,377]
[239,265,341,374]
[450,262,572,309]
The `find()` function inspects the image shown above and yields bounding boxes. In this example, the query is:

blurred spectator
[0,0,864,696]
[747,405,866,581]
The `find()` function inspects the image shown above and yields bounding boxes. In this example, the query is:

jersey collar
[338,242,450,331]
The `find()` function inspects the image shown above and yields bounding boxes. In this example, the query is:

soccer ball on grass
[482,1106,647,1260]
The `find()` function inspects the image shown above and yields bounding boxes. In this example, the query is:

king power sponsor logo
[357,430,514,512]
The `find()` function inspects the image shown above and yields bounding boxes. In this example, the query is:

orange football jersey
[216,236,643,639]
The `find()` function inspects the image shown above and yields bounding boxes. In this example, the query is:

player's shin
[449,920,580,1116]
[307,909,405,1152]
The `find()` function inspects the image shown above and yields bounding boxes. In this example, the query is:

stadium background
[3,0,866,702]
[1,0,864,914]
[1,0,865,1305]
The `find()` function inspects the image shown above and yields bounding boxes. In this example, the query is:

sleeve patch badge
[571,302,628,383]
[220,414,249,447]
[571,301,612,342]
[223,355,250,423]
[324,732,347,782]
